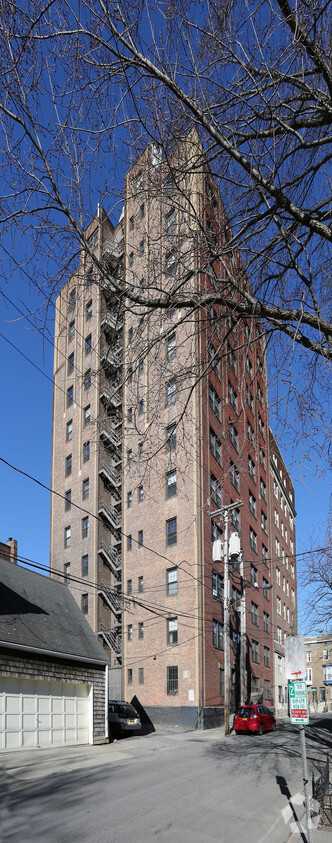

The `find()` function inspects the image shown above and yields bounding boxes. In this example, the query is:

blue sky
[0,274,330,634]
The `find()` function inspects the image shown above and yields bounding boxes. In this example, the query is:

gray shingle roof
[0,557,108,665]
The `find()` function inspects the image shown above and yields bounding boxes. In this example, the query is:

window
[263,612,269,632]
[292,588,295,606]
[68,352,74,375]
[257,385,264,406]
[260,478,266,501]
[277,597,281,615]
[127,579,132,595]
[128,326,133,344]
[230,460,239,492]
[245,356,253,379]
[82,554,89,577]
[209,384,221,420]
[87,228,98,248]
[283,576,286,592]
[83,441,90,463]
[212,571,223,599]
[246,387,253,413]
[210,474,222,508]
[67,386,73,408]
[166,249,177,275]
[166,517,177,546]
[251,565,258,586]
[81,594,88,614]
[263,578,270,599]
[82,478,89,500]
[209,344,220,378]
[252,640,259,664]
[128,367,133,385]
[249,491,256,517]
[277,627,282,644]
[227,343,237,374]
[250,528,257,553]
[86,299,92,320]
[307,650,312,662]
[66,454,72,476]
[262,545,268,565]
[138,622,144,640]
[64,526,71,548]
[264,679,271,700]
[167,568,178,596]
[139,359,144,375]
[210,429,221,465]
[85,334,92,356]
[248,456,256,481]
[138,399,143,416]
[167,666,178,694]
[264,647,270,667]
[167,617,178,645]
[228,382,237,412]
[138,576,144,593]
[127,491,132,509]
[128,252,134,267]
[166,470,177,498]
[230,507,240,531]
[139,668,144,685]
[229,421,239,452]
[258,416,265,439]
[275,537,280,556]
[166,333,176,361]
[84,369,91,390]
[213,620,224,649]
[69,320,75,341]
[65,489,71,511]
[127,534,132,551]
[127,407,133,423]
[127,624,133,641]
[64,562,70,582]
[66,419,73,442]
[274,508,279,528]
[306,667,313,684]
[129,215,134,231]
[139,239,144,255]
[138,529,143,547]
[82,516,89,538]
[323,666,332,683]
[166,379,176,405]
[166,208,176,234]
[251,602,258,626]
[247,421,254,445]
[257,356,263,375]
[84,405,90,426]
[138,442,143,459]
[69,288,76,310]
[128,669,133,685]
[276,567,281,586]
[134,171,143,194]
[259,448,266,469]
[166,423,176,451]
[323,649,329,661]
[140,203,145,219]
[138,485,144,502]
[261,511,267,532]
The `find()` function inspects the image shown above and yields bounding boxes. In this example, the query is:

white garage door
[0,676,91,751]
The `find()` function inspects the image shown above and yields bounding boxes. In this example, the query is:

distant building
[0,542,109,752]
[50,133,297,726]
[305,635,332,712]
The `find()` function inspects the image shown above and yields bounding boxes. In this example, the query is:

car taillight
[252,714,258,719]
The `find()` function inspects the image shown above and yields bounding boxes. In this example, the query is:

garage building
[0,545,109,752]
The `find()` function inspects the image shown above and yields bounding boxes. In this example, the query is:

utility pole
[211,499,243,738]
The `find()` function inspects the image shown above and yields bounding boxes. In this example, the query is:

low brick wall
[0,648,107,745]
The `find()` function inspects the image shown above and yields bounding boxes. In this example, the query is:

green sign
[289,681,309,724]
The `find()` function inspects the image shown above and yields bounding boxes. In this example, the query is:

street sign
[285,635,306,680]
[289,680,309,724]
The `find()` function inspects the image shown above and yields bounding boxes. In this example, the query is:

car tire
[235,730,240,735]
[272,721,276,731]
[258,724,263,736]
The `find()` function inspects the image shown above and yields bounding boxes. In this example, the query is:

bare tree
[300,512,332,632]
[0,0,331,463]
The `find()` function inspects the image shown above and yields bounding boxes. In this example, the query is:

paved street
[1,715,332,843]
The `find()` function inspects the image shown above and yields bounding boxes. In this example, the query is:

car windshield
[117,705,138,717]
[237,707,255,717]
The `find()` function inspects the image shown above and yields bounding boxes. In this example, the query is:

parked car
[234,704,276,735]
[108,700,142,737]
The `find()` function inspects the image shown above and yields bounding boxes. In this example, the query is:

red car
[234,704,276,735]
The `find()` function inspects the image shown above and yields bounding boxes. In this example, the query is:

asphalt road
[1,716,332,843]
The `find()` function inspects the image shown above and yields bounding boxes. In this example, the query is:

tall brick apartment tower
[50,131,296,725]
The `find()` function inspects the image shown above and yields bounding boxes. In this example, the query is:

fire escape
[97,233,124,664]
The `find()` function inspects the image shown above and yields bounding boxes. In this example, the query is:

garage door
[0,677,91,751]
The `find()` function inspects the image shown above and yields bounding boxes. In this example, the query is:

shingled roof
[0,556,108,665]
